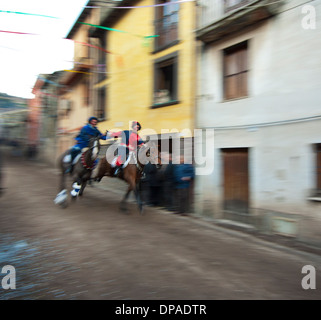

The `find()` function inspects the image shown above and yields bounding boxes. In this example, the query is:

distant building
[0,93,28,150]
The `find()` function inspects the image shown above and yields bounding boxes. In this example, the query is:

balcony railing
[197,0,222,29]
[224,0,252,13]
[197,0,265,29]
[154,8,179,50]
[197,0,280,43]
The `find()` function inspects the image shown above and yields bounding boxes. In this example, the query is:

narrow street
[0,155,320,301]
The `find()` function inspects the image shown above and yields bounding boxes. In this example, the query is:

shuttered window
[97,87,106,120]
[223,41,248,100]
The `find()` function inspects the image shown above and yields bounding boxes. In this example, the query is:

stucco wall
[195,1,321,242]
[97,0,197,138]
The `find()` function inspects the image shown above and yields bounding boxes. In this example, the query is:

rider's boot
[65,148,80,174]
[114,165,123,176]
[65,165,73,174]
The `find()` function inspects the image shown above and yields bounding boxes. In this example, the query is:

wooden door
[222,148,249,213]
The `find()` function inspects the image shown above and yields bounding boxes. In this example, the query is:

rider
[65,116,108,173]
[107,121,144,176]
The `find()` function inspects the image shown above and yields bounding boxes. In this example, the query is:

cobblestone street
[0,157,321,300]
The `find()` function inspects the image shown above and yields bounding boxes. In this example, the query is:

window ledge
[152,40,180,54]
[150,100,180,109]
[307,197,321,202]
[222,96,249,103]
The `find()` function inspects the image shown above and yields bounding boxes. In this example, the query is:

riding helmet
[132,121,141,130]
[88,116,98,123]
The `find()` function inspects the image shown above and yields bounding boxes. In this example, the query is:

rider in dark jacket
[65,117,108,173]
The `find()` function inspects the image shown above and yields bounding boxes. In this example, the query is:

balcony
[154,4,179,52]
[196,0,281,43]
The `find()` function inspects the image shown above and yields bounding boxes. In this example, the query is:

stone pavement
[89,169,321,258]
[13,154,321,258]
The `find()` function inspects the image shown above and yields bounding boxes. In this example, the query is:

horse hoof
[60,200,68,209]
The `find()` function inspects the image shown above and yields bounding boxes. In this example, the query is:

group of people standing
[140,152,195,216]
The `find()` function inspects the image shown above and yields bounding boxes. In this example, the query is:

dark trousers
[175,188,190,214]
[163,182,175,210]
[140,181,151,205]
[149,185,161,206]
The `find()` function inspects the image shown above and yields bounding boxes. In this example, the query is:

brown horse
[93,142,160,214]
[54,136,101,208]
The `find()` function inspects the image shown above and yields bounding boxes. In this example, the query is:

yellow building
[55,0,197,159]
[90,0,197,154]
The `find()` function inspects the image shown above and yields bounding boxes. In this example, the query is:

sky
[0,0,90,99]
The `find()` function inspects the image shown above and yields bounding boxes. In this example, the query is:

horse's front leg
[133,184,144,215]
[59,171,66,191]
[54,169,68,207]
[70,176,82,200]
[78,180,87,197]
[78,170,92,197]
[120,186,132,212]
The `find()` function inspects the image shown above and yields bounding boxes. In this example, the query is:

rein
[134,144,159,172]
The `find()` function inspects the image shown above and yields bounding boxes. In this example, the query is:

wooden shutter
[224,42,248,100]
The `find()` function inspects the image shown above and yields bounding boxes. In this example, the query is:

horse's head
[138,143,161,168]
[88,136,101,160]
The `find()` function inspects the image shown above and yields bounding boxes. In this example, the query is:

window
[224,0,251,13]
[97,87,106,120]
[223,41,248,100]
[58,99,73,117]
[316,144,321,194]
[153,53,178,107]
[97,33,107,82]
[83,79,90,107]
[155,0,179,50]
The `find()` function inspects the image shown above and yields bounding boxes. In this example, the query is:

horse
[54,136,101,208]
[93,142,160,214]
